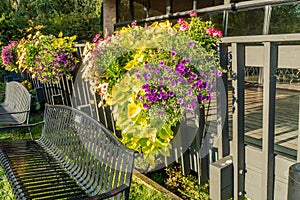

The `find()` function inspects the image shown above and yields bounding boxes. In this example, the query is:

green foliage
[130,177,171,200]
[269,3,300,34]
[165,165,210,200]
[0,81,5,93]
[21,80,41,111]
[0,0,103,44]
[0,174,15,200]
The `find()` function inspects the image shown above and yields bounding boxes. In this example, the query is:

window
[200,12,224,32]
[227,8,264,36]
[269,3,300,34]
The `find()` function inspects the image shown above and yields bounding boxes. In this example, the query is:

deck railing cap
[220,33,300,44]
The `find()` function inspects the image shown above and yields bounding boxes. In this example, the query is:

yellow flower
[124,60,137,70]
[58,32,63,38]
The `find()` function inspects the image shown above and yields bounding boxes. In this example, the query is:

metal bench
[0,104,135,200]
[0,81,32,138]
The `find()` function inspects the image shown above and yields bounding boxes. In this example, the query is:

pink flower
[189,11,198,18]
[177,18,185,24]
[179,23,190,31]
[131,20,137,27]
[206,28,213,35]
[206,28,223,37]
[93,34,101,43]
[216,30,223,37]
[144,23,149,28]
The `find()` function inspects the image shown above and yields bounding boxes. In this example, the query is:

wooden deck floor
[207,84,300,159]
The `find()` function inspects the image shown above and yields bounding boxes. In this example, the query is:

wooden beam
[221,33,300,44]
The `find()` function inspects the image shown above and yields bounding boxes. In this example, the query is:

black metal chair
[0,104,135,199]
[0,81,32,139]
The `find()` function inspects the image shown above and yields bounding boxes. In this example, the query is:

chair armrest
[81,184,129,200]
[0,121,45,131]
[0,109,30,115]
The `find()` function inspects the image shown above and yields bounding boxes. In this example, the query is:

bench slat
[0,140,90,199]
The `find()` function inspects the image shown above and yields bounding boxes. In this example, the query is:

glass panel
[197,0,223,9]
[119,0,131,22]
[244,79,263,149]
[199,12,224,32]
[147,0,166,17]
[172,0,193,12]
[227,8,264,36]
[133,1,147,19]
[269,3,300,34]
[274,77,299,159]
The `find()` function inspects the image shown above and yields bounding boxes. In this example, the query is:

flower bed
[82,12,223,168]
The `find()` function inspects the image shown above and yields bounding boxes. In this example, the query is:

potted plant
[17,31,79,84]
[82,12,223,169]
[1,40,19,72]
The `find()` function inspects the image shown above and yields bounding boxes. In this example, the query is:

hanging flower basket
[82,12,223,167]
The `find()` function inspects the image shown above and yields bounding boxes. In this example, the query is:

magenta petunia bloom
[177,18,185,24]
[93,34,101,43]
[180,23,190,31]
[189,11,198,18]
[177,98,184,105]
[206,28,223,37]
[131,20,137,27]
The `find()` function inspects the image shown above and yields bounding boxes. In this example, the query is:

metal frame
[220,33,300,200]
[115,0,299,29]
[231,42,246,199]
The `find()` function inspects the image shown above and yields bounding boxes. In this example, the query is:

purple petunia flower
[188,42,195,47]
[177,98,184,105]
[188,88,193,96]
[167,91,174,97]
[157,110,163,116]
[145,63,151,70]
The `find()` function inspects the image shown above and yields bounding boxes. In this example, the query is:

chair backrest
[3,81,31,124]
[39,104,135,199]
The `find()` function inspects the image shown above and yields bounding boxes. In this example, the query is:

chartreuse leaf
[159,146,171,157]
[157,124,174,141]
[138,138,149,147]
[128,103,142,119]
[150,118,164,130]
[145,154,155,167]
[132,110,148,125]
